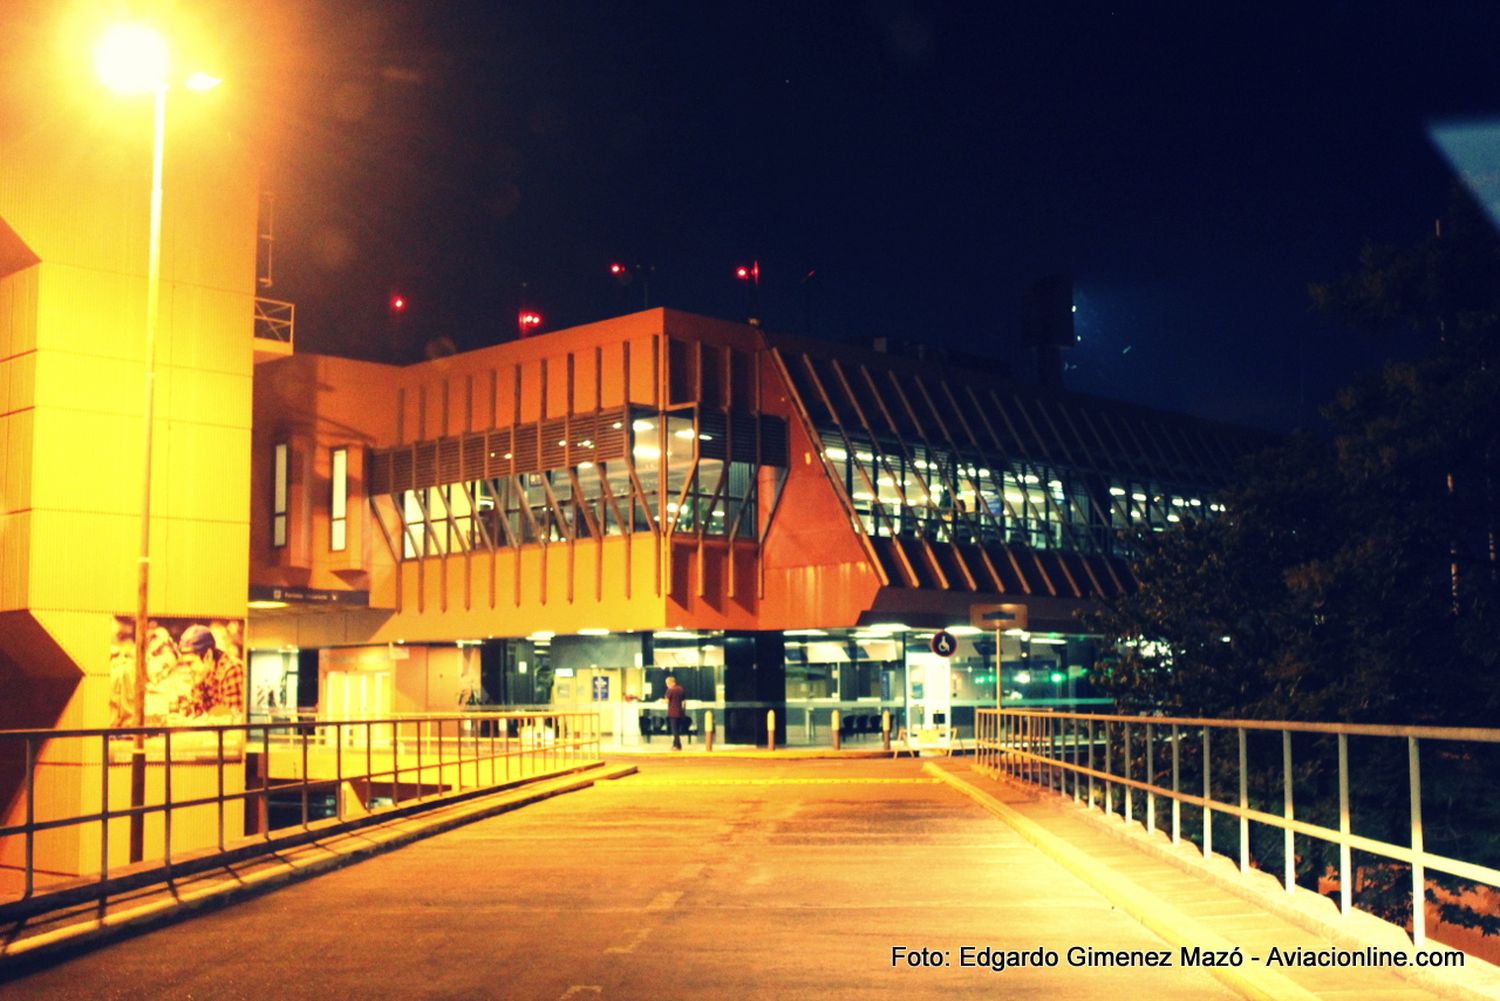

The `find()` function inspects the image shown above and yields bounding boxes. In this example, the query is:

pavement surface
[0,756,1477,1001]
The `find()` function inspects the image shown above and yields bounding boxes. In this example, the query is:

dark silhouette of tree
[1086,189,1500,934]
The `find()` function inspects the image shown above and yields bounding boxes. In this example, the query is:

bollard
[766,709,776,752]
[705,710,715,753]
[832,709,842,751]
[882,710,891,751]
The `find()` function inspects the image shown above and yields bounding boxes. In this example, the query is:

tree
[1085,190,1500,933]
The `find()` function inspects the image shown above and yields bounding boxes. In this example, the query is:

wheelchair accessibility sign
[929,630,959,658]
[592,676,610,701]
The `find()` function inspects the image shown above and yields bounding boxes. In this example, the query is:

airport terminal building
[247,309,1268,745]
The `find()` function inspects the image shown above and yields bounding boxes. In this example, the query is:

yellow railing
[0,711,600,914]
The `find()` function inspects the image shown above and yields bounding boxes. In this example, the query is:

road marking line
[604,926,653,954]
[557,987,602,1000]
[645,890,683,912]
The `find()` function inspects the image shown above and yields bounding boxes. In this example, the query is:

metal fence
[252,296,294,343]
[0,710,600,910]
[976,708,1500,947]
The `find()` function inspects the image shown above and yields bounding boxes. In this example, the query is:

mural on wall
[108,616,246,728]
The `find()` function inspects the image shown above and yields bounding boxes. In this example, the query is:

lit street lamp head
[94,23,169,95]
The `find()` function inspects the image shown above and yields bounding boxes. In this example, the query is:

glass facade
[820,430,1213,559]
[371,406,785,559]
[470,627,1104,747]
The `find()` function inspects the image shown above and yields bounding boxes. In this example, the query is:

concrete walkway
[929,758,1500,1001]
[2,756,1491,1000]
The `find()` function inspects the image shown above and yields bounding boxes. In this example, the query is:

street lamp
[95,22,220,862]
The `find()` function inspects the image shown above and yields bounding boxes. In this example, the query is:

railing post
[1238,728,1249,875]
[300,722,310,828]
[882,709,891,752]
[767,709,776,752]
[1072,717,1081,803]
[705,710,715,753]
[1338,733,1351,916]
[1202,727,1213,860]
[1145,722,1155,834]
[1086,717,1095,808]
[1171,724,1180,845]
[1123,721,1132,824]
[1409,736,1425,947]
[260,725,272,839]
[100,733,110,887]
[1050,716,1060,791]
[392,720,402,806]
[1283,729,1295,893]
[416,719,425,798]
[367,720,374,806]
[163,728,173,868]
[217,728,226,851]
[23,735,34,898]
[335,722,344,821]
[832,709,841,751]
[1104,721,1113,816]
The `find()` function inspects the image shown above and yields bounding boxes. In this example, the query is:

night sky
[254,1,1500,430]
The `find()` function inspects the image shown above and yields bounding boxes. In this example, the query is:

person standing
[664,674,687,751]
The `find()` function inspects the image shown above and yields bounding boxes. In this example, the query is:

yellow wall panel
[2,408,34,515]
[0,265,39,361]
[3,350,36,417]
[0,118,147,277]
[161,283,254,376]
[28,511,138,613]
[157,518,249,618]
[157,422,251,524]
[0,511,30,611]
[32,348,140,418]
[27,408,143,516]
[31,613,119,690]
[34,262,142,363]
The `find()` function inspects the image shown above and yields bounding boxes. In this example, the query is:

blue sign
[929,630,959,658]
[592,676,610,701]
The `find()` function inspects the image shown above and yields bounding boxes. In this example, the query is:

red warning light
[390,293,407,313]
[735,266,750,280]
[517,310,543,336]
[734,261,760,284]
[609,262,626,276]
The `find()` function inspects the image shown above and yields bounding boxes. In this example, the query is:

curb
[1,763,636,979]
[924,761,1322,1001]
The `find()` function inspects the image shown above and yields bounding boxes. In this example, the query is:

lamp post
[95,23,219,862]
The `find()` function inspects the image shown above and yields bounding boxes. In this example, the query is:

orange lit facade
[248,309,1269,744]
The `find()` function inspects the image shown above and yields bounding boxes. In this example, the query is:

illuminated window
[330,447,348,552]
[272,442,288,548]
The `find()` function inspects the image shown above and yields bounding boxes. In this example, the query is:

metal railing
[253,296,294,344]
[0,711,599,911]
[976,708,1500,948]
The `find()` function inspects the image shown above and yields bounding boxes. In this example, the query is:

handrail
[253,296,294,344]
[974,706,1500,744]
[0,711,600,911]
[974,707,1500,951]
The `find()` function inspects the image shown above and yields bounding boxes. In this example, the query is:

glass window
[272,442,288,548]
[330,447,347,552]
